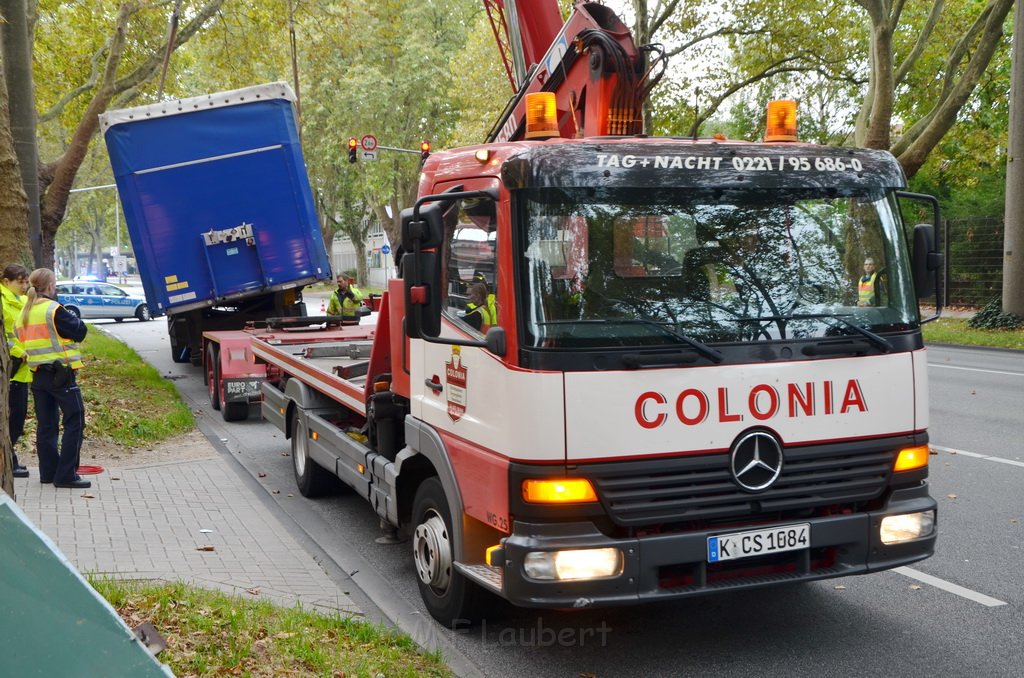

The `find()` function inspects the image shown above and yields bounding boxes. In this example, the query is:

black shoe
[54,478,91,489]
[13,465,29,478]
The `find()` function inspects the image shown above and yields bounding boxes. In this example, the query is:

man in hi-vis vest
[15,268,90,489]
[858,257,880,307]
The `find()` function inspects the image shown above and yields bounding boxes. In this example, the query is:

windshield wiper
[737,313,893,353]
[601,319,724,363]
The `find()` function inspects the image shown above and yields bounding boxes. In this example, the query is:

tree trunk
[0,63,23,499]
[1005,0,1024,315]
[0,0,42,266]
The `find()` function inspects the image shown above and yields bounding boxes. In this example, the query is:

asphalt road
[101,313,1024,678]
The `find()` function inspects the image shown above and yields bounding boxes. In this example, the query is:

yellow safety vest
[466,302,495,326]
[329,285,365,319]
[2,284,31,383]
[15,300,84,370]
[858,272,878,305]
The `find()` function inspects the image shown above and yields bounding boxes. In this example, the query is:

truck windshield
[518,187,918,349]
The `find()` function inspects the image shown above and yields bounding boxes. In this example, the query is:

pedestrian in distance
[327,274,365,324]
[15,268,90,489]
[2,264,32,478]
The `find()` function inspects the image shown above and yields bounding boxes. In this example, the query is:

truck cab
[399,130,940,622]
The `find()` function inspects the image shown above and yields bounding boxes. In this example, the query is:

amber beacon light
[525,92,559,139]
[765,99,798,142]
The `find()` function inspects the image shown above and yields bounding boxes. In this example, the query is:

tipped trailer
[101,82,332,375]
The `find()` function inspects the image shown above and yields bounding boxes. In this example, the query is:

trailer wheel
[412,477,484,625]
[291,414,334,497]
[206,343,221,411]
[222,401,249,422]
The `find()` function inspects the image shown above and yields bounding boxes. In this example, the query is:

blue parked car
[56,281,152,322]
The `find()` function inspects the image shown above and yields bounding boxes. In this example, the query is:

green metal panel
[0,493,174,677]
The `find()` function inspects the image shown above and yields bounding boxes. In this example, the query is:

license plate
[707,523,810,563]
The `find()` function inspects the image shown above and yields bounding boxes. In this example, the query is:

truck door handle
[425,378,443,393]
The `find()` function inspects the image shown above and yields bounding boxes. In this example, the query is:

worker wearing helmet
[327,274,365,323]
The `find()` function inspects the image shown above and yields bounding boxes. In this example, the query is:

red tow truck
[203,0,941,625]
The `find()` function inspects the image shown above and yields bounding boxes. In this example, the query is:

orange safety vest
[15,300,84,370]
[858,272,878,305]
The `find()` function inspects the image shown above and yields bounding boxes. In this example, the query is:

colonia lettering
[634,380,867,429]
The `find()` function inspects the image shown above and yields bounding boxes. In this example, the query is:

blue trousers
[31,369,85,484]
[8,380,28,468]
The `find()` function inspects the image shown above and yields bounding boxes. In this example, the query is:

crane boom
[486,1,660,143]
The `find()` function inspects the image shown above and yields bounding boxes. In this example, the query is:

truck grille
[583,441,896,527]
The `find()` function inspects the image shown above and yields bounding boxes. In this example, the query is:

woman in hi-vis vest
[15,268,89,489]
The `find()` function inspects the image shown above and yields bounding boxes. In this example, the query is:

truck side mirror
[896,191,943,320]
[400,201,448,339]
[400,202,446,251]
[401,251,441,338]
[912,223,942,299]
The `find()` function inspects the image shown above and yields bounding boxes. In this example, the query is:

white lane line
[894,567,1007,607]
[931,444,1024,469]
[928,363,1023,377]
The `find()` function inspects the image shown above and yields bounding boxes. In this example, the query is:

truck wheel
[412,477,484,626]
[206,343,221,411]
[291,414,334,497]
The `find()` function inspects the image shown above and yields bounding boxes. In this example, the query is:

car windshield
[518,187,918,349]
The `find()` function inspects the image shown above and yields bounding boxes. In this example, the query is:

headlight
[523,548,623,581]
[880,510,935,544]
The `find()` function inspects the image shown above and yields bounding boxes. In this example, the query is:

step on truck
[204,1,942,626]
[100,82,332,392]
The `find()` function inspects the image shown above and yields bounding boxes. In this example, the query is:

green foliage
[91,579,452,677]
[967,298,1024,331]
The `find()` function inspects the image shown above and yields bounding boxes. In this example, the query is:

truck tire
[412,477,485,626]
[222,401,249,422]
[206,343,221,411]
[291,414,334,497]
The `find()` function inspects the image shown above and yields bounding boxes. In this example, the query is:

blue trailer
[100,82,331,364]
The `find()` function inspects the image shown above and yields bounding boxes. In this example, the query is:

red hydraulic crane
[482,0,665,143]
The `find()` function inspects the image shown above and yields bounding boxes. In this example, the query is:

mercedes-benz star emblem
[729,431,784,492]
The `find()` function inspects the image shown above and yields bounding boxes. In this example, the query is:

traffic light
[348,137,358,163]
[420,140,431,163]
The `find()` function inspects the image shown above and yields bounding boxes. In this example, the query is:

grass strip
[922,317,1024,350]
[91,579,452,677]
[74,326,196,446]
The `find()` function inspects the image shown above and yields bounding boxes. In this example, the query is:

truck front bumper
[469,485,935,609]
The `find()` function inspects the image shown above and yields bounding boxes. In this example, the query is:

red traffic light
[420,140,431,162]
[348,137,358,163]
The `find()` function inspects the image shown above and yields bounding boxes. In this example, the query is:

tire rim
[293,418,307,477]
[413,510,452,591]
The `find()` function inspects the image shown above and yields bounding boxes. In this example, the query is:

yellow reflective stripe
[21,301,82,369]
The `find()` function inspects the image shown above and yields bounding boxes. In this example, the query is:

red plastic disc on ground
[76,465,105,475]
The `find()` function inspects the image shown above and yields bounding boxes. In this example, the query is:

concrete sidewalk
[11,453,362,616]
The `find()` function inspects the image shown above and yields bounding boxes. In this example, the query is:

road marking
[931,444,1024,469]
[894,567,1007,607]
[928,363,1023,377]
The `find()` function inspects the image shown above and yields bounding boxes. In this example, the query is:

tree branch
[894,0,944,86]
